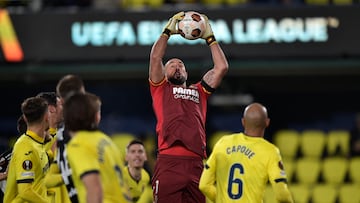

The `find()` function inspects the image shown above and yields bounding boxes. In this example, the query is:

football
[178,11,207,40]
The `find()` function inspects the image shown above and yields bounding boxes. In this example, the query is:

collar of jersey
[25,130,45,144]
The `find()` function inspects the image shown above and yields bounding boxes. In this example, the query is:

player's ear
[265,118,270,128]
[95,111,101,125]
[44,110,49,122]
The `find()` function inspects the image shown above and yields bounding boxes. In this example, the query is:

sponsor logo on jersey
[22,160,33,170]
[21,171,34,177]
[172,86,200,103]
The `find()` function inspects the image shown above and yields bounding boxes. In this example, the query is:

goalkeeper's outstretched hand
[162,11,185,37]
[201,14,217,46]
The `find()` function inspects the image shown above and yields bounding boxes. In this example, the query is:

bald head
[164,58,187,86]
[242,103,270,137]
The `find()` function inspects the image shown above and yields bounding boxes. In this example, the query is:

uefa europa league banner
[0,6,360,62]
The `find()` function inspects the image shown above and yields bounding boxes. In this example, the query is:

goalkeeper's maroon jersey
[150,78,211,158]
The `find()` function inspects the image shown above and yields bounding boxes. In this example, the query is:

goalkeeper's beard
[168,75,186,85]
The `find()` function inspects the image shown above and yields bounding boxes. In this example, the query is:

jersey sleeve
[267,147,293,202]
[17,182,48,203]
[13,145,38,183]
[199,139,221,201]
[45,162,63,188]
[11,142,48,203]
[267,147,287,184]
[272,182,294,203]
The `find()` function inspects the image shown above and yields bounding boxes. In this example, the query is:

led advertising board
[1,6,359,62]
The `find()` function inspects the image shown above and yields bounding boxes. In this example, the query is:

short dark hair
[56,74,85,99]
[127,140,144,150]
[21,97,48,124]
[64,92,100,132]
[17,115,27,134]
[36,92,57,106]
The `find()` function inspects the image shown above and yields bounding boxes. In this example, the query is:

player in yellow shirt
[123,140,152,203]
[199,103,294,203]
[4,97,52,203]
[64,92,128,203]
[36,91,72,203]
[36,92,63,153]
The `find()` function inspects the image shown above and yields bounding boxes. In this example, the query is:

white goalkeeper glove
[201,14,217,46]
[162,11,185,37]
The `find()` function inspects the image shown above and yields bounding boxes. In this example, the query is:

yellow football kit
[67,130,128,203]
[3,130,50,203]
[199,133,293,203]
[123,167,151,203]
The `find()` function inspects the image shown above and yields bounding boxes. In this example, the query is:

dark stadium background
[0,3,360,149]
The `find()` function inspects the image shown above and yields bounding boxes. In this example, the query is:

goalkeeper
[149,11,228,203]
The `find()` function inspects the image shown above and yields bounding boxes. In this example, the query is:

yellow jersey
[199,133,288,203]
[123,167,151,203]
[4,130,50,203]
[45,162,72,203]
[67,130,128,203]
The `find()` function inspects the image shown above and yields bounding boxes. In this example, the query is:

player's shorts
[152,154,205,203]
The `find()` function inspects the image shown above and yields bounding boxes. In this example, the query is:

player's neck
[27,125,46,138]
[128,166,142,181]
[244,129,264,138]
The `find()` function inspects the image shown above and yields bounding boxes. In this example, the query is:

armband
[206,36,217,46]
[201,79,216,93]
[162,29,171,38]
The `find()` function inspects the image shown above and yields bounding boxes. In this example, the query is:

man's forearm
[149,35,168,83]
[150,35,168,61]
[210,43,228,75]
